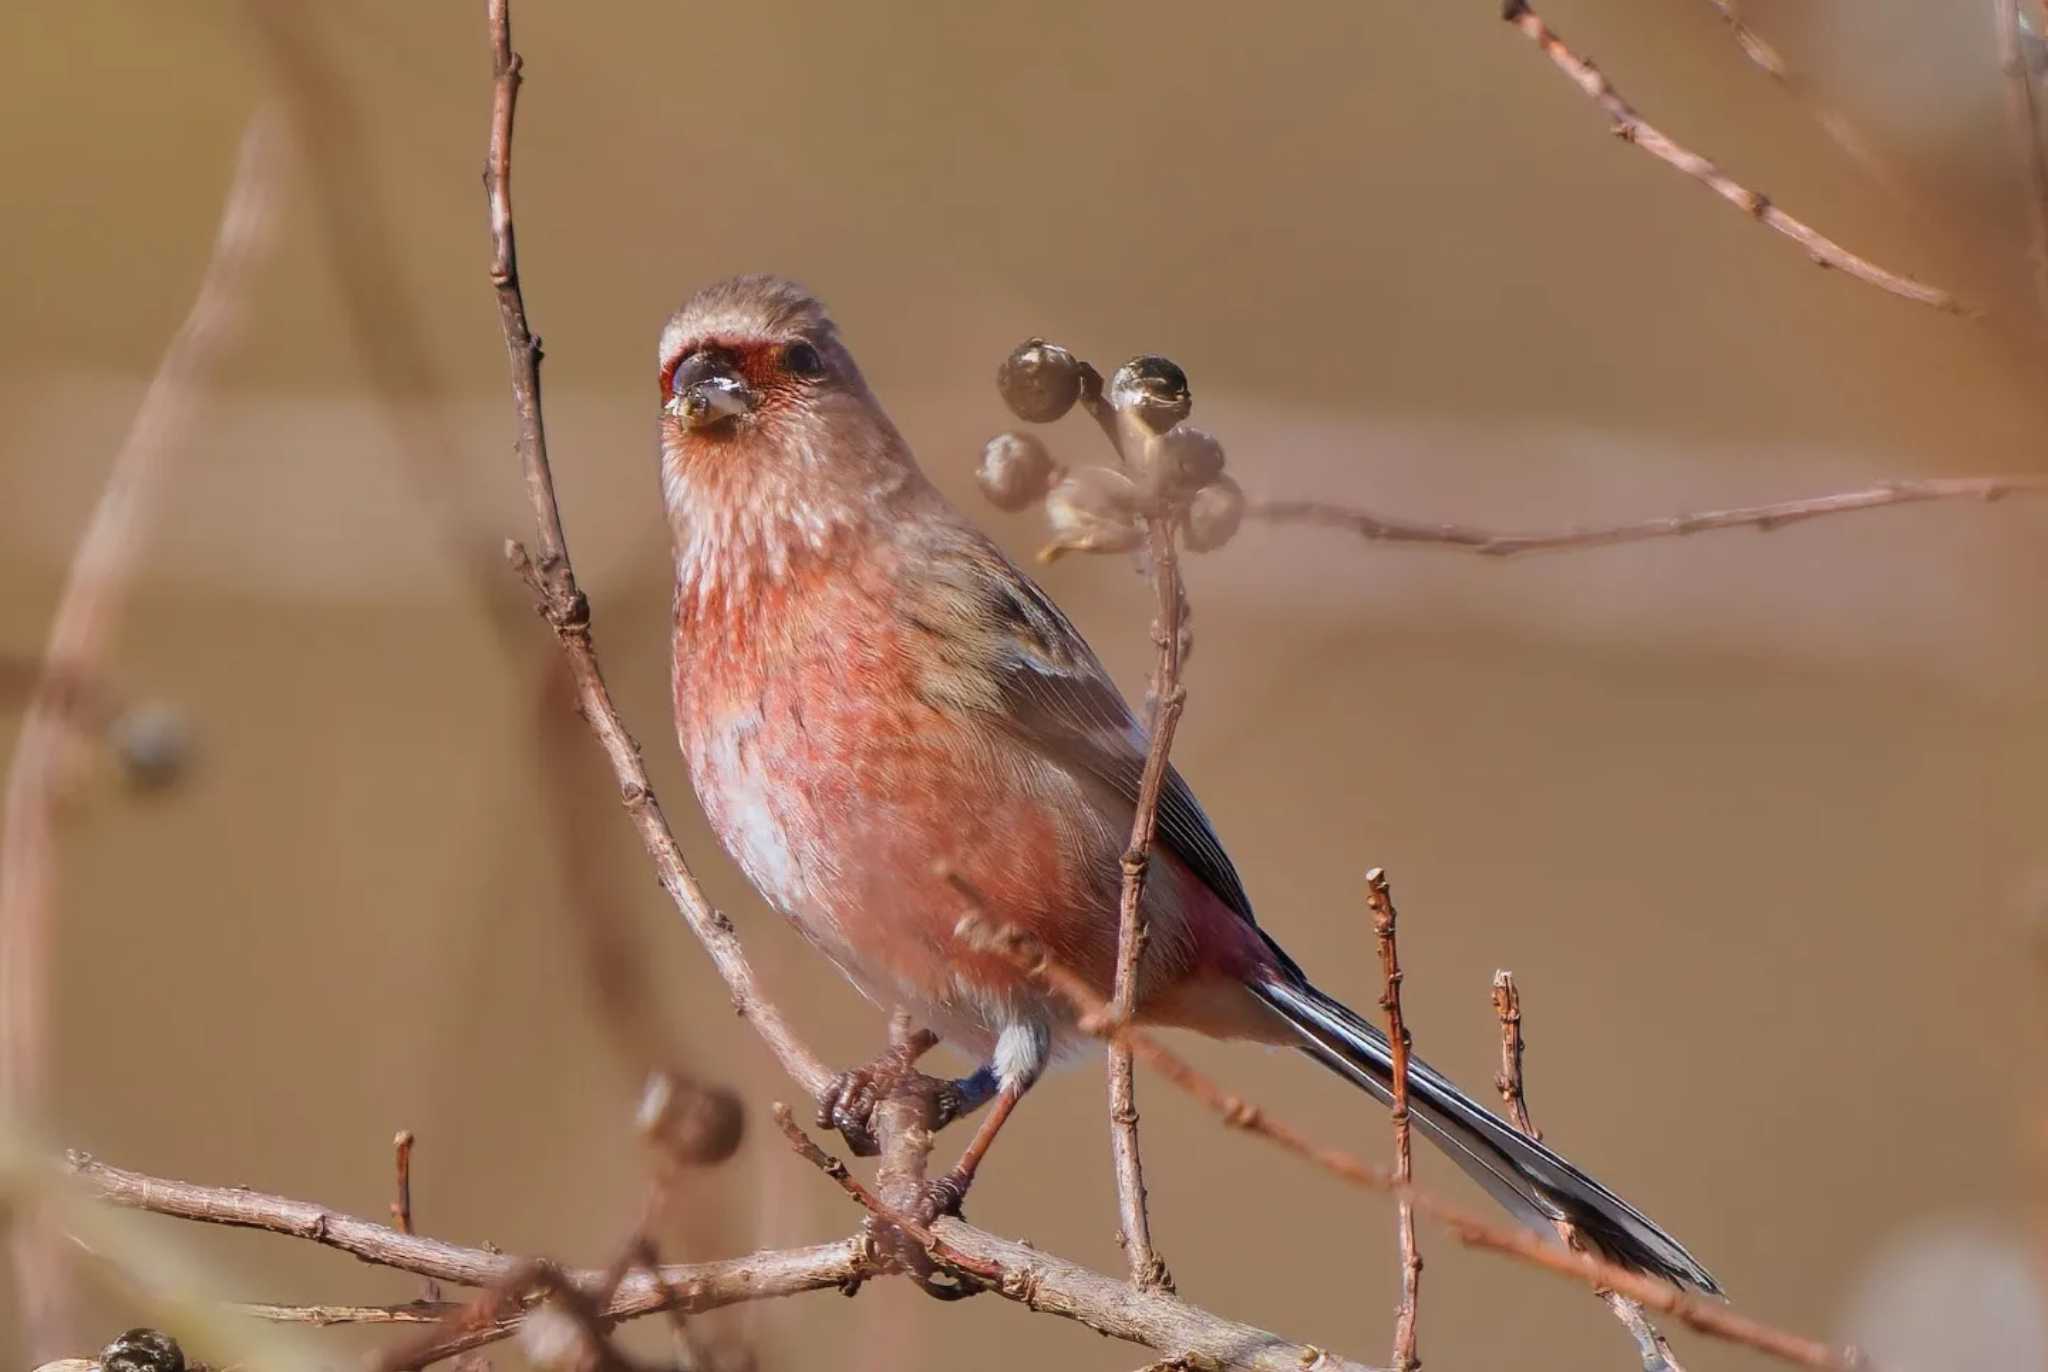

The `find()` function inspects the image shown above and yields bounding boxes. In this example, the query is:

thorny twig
[1500,0,1959,312]
[0,110,286,1365]
[959,918,1862,1372]
[1493,972,1687,1372]
[1366,871,1420,1372]
[1250,476,2048,557]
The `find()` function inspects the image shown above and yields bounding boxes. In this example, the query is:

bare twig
[1251,475,2048,557]
[1997,0,2048,317]
[1366,870,1421,1372]
[233,1301,456,1326]
[1106,518,1186,1294]
[0,110,285,1364]
[79,1150,1373,1372]
[482,0,828,1101]
[962,920,1858,1372]
[1489,973,1538,1140]
[1499,0,1959,312]
[73,1151,858,1363]
[1492,972,1686,1372]
[390,1131,443,1307]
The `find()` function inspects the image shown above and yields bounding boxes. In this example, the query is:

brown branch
[961,920,1859,1371]
[71,1151,859,1359]
[1493,973,1686,1372]
[0,110,285,1365]
[1106,519,1186,1294]
[482,0,828,1102]
[77,1150,1375,1372]
[1499,0,1960,312]
[1366,871,1420,1372]
[1997,0,2048,318]
[1251,475,2048,557]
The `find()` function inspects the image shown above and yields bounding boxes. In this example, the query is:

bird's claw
[915,1172,968,1223]
[817,1050,964,1158]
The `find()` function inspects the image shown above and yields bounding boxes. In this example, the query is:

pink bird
[659,274,1717,1292]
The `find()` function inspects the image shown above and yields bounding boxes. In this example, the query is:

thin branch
[1106,519,1186,1294]
[72,1152,858,1354]
[960,920,1859,1372]
[1366,871,1420,1372]
[1997,0,2048,318]
[0,109,285,1365]
[75,1151,1375,1372]
[233,1301,456,1326]
[482,0,828,1101]
[1499,0,1960,312]
[1251,475,2048,557]
[1493,972,1686,1372]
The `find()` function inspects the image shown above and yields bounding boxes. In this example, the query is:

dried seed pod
[1134,423,1225,500]
[1040,466,1143,560]
[975,431,1058,511]
[996,338,1083,423]
[101,1330,184,1372]
[1105,354,1192,434]
[1184,475,1245,553]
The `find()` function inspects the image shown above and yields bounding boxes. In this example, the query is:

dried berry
[1135,424,1226,500]
[101,1330,184,1372]
[996,338,1082,423]
[1184,475,1245,552]
[1105,354,1191,434]
[975,431,1058,511]
[1041,466,1143,560]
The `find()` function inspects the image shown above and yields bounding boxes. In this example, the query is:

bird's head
[657,275,922,602]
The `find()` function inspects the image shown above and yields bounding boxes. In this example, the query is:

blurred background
[5,2,2048,1369]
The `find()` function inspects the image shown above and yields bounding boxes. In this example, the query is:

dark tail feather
[1251,975,1721,1295]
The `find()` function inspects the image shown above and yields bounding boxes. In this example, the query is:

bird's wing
[910,536,1297,973]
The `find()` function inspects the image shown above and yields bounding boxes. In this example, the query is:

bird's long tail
[1250,975,1720,1294]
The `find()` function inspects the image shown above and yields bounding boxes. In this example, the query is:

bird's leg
[817,1032,998,1157]
[918,1079,1026,1221]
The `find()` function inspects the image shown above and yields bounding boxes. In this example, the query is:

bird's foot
[817,1039,966,1158]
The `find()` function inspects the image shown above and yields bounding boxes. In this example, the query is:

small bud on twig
[976,431,1060,512]
[997,338,1083,423]
[1185,476,1246,553]
[1040,467,1144,561]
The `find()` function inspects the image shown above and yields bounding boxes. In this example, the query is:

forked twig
[1500,0,1959,312]
[1493,972,1687,1372]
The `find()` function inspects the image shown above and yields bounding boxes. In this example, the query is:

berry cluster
[979,339,1245,560]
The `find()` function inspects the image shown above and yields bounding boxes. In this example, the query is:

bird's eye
[782,341,824,377]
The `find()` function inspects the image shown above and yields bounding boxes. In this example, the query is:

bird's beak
[665,354,757,430]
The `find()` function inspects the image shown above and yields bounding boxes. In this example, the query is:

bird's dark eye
[782,341,824,377]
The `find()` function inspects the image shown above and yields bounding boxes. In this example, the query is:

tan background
[5,2,2048,1369]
